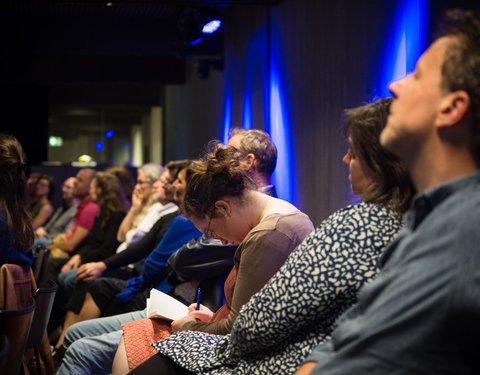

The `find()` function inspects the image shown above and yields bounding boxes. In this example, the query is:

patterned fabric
[153,203,402,374]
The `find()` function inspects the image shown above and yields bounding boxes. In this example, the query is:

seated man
[296,9,480,375]
[46,168,98,259]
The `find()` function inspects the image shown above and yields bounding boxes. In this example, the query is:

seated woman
[105,165,136,204]
[132,98,415,375]
[110,144,314,374]
[115,163,164,251]
[29,174,55,230]
[0,133,34,267]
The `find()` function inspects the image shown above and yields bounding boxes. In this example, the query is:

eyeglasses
[204,216,218,239]
[136,179,151,186]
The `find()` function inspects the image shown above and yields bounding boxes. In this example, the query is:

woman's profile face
[172,168,187,204]
[36,178,50,197]
[342,138,380,199]
[135,171,153,200]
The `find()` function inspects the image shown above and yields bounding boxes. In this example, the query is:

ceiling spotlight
[202,20,221,34]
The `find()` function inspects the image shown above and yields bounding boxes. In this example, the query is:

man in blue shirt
[296,9,480,375]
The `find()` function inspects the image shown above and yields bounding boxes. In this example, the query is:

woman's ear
[214,200,232,217]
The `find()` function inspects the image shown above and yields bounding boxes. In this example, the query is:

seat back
[0,263,36,311]
[0,298,36,375]
[26,280,58,347]
[32,246,51,283]
[0,334,9,375]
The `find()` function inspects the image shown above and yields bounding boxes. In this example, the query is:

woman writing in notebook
[111,144,314,374]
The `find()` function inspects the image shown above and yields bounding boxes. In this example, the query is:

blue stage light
[190,37,204,46]
[202,20,221,34]
[377,0,427,97]
[222,94,232,144]
[268,18,295,204]
[242,94,253,130]
[95,141,104,151]
[105,130,114,138]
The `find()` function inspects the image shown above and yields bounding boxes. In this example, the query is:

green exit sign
[49,136,63,147]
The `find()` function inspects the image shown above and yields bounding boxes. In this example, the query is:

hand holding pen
[188,289,214,322]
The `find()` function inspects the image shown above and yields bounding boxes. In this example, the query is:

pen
[196,288,201,310]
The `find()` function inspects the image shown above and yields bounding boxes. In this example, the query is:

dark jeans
[128,353,194,375]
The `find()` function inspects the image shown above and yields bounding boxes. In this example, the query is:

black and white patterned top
[153,202,403,374]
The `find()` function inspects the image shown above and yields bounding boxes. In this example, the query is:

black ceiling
[0,0,282,85]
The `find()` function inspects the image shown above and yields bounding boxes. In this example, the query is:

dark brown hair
[38,174,56,202]
[165,159,192,181]
[0,133,34,251]
[183,145,255,219]
[436,9,480,164]
[344,98,415,215]
[105,165,135,202]
[92,172,129,227]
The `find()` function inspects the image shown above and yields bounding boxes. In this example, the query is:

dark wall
[2,85,49,165]
[162,0,400,225]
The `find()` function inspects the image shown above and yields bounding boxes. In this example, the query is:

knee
[58,270,77,288]
[58,338,91,374]
[64,322,83,347]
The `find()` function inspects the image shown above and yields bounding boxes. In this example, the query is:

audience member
[47,168,98,258]
[135,98,414,375]
[26,172,41,208]
[106,165,136,203]
[112,144,314,373]
[34,176,79,247]
[0,133,34,267]
[29,173,55,229]
[227,128,277,196]
[293,9,480,375]
[116,163,164,251]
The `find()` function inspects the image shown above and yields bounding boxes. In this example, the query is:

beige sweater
[182,210,314,335]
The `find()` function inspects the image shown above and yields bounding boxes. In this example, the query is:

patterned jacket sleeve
[216,203,401,362]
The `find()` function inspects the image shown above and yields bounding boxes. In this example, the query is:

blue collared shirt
[306,171,480,375]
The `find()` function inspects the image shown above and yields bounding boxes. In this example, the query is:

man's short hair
[229,128,277,177]
[437,9,480,163]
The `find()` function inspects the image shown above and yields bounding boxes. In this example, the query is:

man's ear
[214,200,232,217]
[436,90,470,128]
[245,153,256,170]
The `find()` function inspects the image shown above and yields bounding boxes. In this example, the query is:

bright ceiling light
[202,20,221,34]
